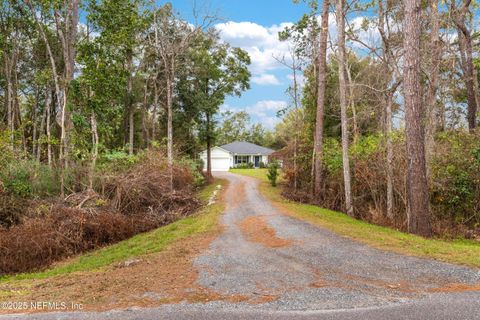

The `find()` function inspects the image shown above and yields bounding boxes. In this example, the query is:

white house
[199,141,275,171]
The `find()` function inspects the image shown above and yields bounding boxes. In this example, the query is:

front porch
[233,154,266,168]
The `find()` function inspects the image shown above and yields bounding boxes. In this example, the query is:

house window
[235,155,249,164]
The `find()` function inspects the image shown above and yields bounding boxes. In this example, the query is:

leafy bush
[350,134,382,160]
[0,131,14,170]
[322,138,343,173]
[0,160,60,198]
[177,157,205,187]
[259,161,266,168]
[4,176,31,198]
[430,131,480,225]
[98,150,141,173]
[236,162,254,169]
[31,162,63,196]
[267,160,280,187]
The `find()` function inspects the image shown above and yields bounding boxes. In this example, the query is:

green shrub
[236,162,254,169]
[323,138,343,173]
[259,161,266,168]
[430,131,480,225]
[267,160,280,187]
[350,134,382,159]
[97,150,141,174]
[1,162,32,197]
[0,160,60,198]
[30,162,61,196]
[177,157,205,187]
[0,131,14,170]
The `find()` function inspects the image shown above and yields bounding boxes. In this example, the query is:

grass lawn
[0,179,227,283]
[231,168,480,268]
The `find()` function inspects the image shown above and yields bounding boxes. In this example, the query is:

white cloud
[250,100,287,112]
[244,100,287,129]
[286,74,305,87]
[348,16,381,51]
[259,116,280,129]
[219,100,286,129]
[215,21,293,74]
[215,14,385,77]
[251,74,281,85]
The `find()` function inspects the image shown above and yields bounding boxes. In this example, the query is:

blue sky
[169,0,312,129]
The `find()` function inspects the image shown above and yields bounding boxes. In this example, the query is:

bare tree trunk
[89,112,98,190]
[425,0,440,177]
[206,112,213,182]
[385,93,394,220]
[32,87,39,157]
[166,69,174,191]
[3,55,15,149]
[152,79,158,141]
[12,59,27,154]
[311,149,316,194]
[129,107,134,154]
[152,9,159,144]
[26,0,73,197]
[453,0,477,131]
[403,0,432,237]
[5,63,14,148]
[37,100,46,162]
[336,0,354,217]
[55,0,79,195]
[46,89,52,167]
[474,68,480,127]
[292,125,298,190]
[460,33,477,130]
[293,56,300,193]
[313,0,330,197]
[276,47,302,192]
[378,0,399,221]
[59,88,67,196]
[142,78,149,147]
[346,64,359,143]
[310,23,318,194]
[127,52,134,155]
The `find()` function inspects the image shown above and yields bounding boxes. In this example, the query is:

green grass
[0,180,227,283]
[230,168,271,181]
[231,169,480,268]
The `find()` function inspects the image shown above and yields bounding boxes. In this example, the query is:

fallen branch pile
[0,152,202,275]
[106,153,199,217]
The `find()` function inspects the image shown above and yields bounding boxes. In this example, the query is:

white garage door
[211,157,230,171]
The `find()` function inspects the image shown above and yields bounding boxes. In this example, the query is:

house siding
[199,142,273,171]
[199,147,232,171]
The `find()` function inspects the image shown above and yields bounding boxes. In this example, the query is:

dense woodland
[0,0,479,274]
[0,0,256,274]
[277,0,480,238]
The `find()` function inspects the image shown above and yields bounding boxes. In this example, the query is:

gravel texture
[194,173,480,310]
[2,172,480,320]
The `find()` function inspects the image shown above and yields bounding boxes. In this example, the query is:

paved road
[2,172,480,319]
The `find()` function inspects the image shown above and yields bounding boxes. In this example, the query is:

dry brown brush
[280,132,480,239]
[105,152,199,217]
[0,152,202,275]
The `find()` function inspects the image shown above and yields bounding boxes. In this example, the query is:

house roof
[220,141,275,155]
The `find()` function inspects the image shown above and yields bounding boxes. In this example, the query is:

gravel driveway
[194,173,480,309]
[3,172,480,320]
